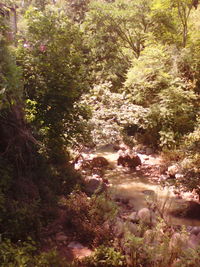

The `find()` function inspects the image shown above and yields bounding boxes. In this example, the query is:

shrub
[81,81,149,146]
[0,239,69,267]
[82,245,126,267]
[124,45,198,148]
[17,6,90,163]
[63,192,118,246]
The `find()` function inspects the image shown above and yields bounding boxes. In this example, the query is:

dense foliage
[1,0,200,265]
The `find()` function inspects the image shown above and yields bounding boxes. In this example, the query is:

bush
[63,192,118,246]
[82,245,126,267]
[0,239,69,267]
[17,6,90,162]
[124,219,200,267]
[124,45,198,148]
[81,81,149,146]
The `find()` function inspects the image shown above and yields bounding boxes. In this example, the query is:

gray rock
[126,222,139,236]
[56,232,68,242]
[190,226,200,236]
[138,208,151,224]
[167,165,179,177]
[175,173,184,180]
[85,178,106,194]
[144,229,154,243]
[146,147,154,155]
[169,233,188,250]
[113,218,124,237]
[68,241,85,249]
[159,175,168,182]
[187,234,200,249]
[128,212,139,223]
[117,154,141,168]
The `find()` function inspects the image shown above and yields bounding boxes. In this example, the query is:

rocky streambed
[42,144,200,264]
[82,144,200,227]
[86,145,200,255]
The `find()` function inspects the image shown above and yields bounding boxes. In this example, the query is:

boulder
[80,159,92,170]
[117,154,141,168]
[175,173,184,180]
[67,241,93,260]
[126,222,139,236]
[190,226,200,236]
[91,156,109,168]
[85,178,106,194]
[128,212,139,223]
[56,232,68,243]
[144,229,155,243]
[167,164,179,178]
[79,157,109,171]
[169,232,188,250]
[172,201,200,220]
[138,208,151,224]
[68,241,85,249]
[187,234,200,249]
[145,147,154,155]
[113,218,125,237]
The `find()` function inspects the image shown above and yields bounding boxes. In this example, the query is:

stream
[92,146,200,227]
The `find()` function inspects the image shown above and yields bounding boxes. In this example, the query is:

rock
[159,175,168,182]
[126,222,139,236]
[113,218,124,237]
[121,198,129,205]
[169,232,188,250]
[56,232,68,243]
[91,156,109,168]
[167,164,179,178]
[68,241,85,249]
[67,242,93,260]
[190,226,200,236]
[117,154,141,168]
[175,173,184,180]
[81,159,92,170]
[182,201,200,220]
[146,147,154,155]
[79,156,109,171]
[128,212,139,223]
[85,178,106,194]
[187,234,200,249]
[85,177,101,192]
[128,199,135,208]
[144,229,155,243]
[138,208,151,224]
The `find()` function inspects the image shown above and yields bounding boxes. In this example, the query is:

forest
[1,0,200,266]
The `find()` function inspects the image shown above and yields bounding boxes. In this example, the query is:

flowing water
[92,146,200,227]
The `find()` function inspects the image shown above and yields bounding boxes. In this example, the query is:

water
[93,147,200,226]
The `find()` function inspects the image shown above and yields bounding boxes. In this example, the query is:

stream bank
[42,144,200,265]
[79,144,200,227]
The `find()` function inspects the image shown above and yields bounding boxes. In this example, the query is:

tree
[0,6,22,107]
[17,7,89,162]
[124,44,198,148]
[151,0,199,47]
[82,0,153,88]
[174,0,194,47]
[65,0,91,23]
[85,0,152,58]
